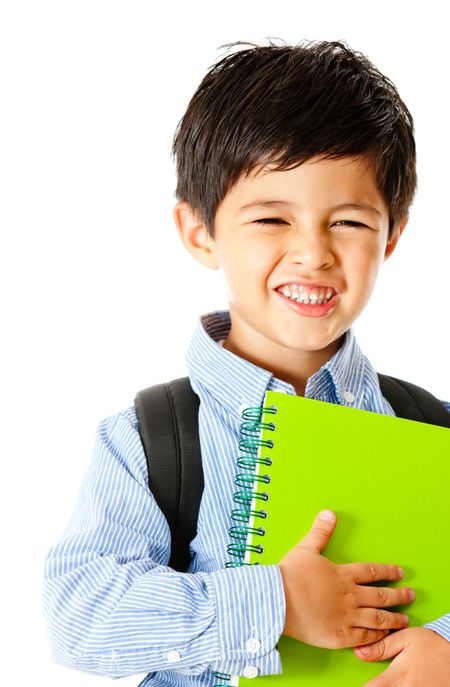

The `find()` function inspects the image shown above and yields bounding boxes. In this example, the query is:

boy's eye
[254,218,286,227]
[334,220,367,228]
[253,218,368,229]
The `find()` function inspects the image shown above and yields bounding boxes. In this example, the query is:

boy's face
[175,155,406,386]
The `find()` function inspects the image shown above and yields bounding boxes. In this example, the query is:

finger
[357,584,415,609]
[297,510,337,554]
[348,628,390,647]
[354,630,406,661]
[342,561,404,584]
[355,608,409,631]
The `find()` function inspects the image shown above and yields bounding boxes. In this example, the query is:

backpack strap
[135,373,449,573]
[134,377,202,572]
[377,373,450,428]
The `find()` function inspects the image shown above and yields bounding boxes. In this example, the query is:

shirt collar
[185,310,275,418]
[305,326,368,407]
[185,309,377,416]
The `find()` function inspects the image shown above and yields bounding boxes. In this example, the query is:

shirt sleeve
[424,615,450,640]
[42,407,285,679]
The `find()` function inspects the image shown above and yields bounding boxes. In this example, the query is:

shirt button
[166,649,181,663]
[342,390,355,403]
[246,638,261,653]
[243,666,259,679]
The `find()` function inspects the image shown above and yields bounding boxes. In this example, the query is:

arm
[43,407,285,678]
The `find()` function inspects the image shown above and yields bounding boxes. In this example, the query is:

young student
[43,40,450,687]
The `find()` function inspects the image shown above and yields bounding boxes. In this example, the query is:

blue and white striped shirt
[43,310,450,686]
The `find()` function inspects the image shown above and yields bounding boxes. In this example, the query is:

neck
[223,326,343,396]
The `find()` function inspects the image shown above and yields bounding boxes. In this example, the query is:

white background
[1,1,448,685]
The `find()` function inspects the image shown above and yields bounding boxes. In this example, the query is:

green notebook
[233,390,449,686]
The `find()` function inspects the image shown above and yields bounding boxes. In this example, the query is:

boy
[43,40,450,687]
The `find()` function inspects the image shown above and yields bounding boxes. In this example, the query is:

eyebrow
[238,200,382,217]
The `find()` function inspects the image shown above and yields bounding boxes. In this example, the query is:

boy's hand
[279,510,413,649]
[354,626,450,686]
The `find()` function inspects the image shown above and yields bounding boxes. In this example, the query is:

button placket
[342,390,355,403]
[246,638,261,653]
[243,665,259,678]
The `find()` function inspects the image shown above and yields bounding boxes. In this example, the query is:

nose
[288,226,334,271]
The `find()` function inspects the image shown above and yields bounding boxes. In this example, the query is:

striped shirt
[43,309,450,686]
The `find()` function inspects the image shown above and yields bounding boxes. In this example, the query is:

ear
[172,201,219,270]
[383,216,409,261]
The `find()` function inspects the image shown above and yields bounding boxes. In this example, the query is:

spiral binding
[212,403,277,687]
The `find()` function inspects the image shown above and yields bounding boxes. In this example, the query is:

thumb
[354,630,407,662]
[298,510,337,554]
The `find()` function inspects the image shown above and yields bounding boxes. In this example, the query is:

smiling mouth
[275,286,339,318]
[276,284,337,305]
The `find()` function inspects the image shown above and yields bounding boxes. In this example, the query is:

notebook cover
[237,390,450,686]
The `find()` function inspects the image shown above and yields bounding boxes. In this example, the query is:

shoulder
[378,373,450,426]
[440,400,450,414]
[93,405,148,486]
[96,405,139,441]
[95,406,141,455]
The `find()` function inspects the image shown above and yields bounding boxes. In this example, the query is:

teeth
[279,285,335,305]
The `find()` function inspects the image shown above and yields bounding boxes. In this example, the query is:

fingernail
[358,647,370,656]
[397,566,404,578]
[403,615,409,626]
[408,589,416,602]
[318,509,335,521]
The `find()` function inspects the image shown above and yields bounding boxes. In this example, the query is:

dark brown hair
[172,40,417,239]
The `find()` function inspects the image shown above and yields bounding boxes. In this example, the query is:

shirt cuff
[423,614,450,640]
[205,564,285,678]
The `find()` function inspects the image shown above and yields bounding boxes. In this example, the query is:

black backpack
[134,375,450,572]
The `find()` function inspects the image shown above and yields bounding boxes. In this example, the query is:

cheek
[223,239,277,286]
[346,243,384,289]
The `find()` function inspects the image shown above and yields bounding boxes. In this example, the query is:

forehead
[225,155,388,215]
